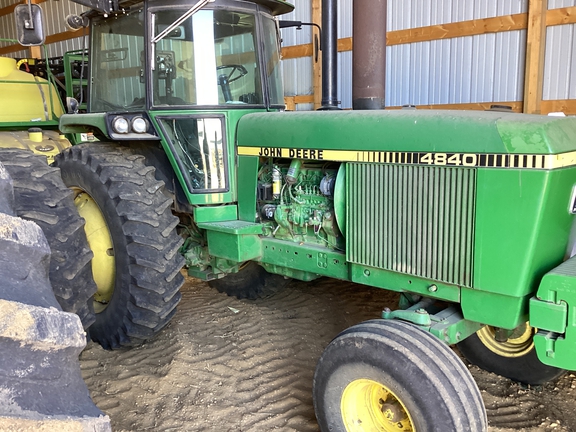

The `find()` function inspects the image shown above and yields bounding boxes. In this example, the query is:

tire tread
[55,144,185,349]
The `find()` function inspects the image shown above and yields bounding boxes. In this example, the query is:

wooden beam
[283,95,314,110]
[44,29,88,45]
[284,96,296,110]
[338,37,352,52]
[541,99,576,115]
[312,0,321,110]
[282,14,528,60]
[389,13,527,46]
[546,6,576,26]
[282,43,314,60]
[524,0,547,114]
[293,95,314,104]
[0,43,24,55]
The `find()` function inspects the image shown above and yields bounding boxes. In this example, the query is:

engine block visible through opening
[257,159,344,250]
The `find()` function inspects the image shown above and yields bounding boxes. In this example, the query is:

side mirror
[14,4,45,46]
[66,97,79,114]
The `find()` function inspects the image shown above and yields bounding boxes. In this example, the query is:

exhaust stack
[320,0,339,110]
[352,0,387,110]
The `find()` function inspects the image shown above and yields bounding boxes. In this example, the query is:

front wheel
[54,144,185,349]
[314,319,487,431]
[457,323,565,385]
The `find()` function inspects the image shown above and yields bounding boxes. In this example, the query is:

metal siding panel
[279,0,532,109]
[570,28,576,99]
[471,34,495,101]
[42,1,88,38]
[549,0,576,8]
[281,57,312,96]
[338,0,352,38]
[434,39,452,104]
[279,0,311,47]
[453,0,474,21]
[296,103,313,111]
[544,24,575,100]
[388,0,409,31]
[279,0,312,103]
[385,29,525,107]
[339,50,352,108]
[414,41,431,105]
[385,1,528,106]
[492,30,524,102]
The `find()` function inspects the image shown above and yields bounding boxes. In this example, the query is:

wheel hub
[341,378,414,431]
[477,323,534,358]
[73,189,116,313]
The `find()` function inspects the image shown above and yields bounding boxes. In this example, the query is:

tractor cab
[60,0,293,205]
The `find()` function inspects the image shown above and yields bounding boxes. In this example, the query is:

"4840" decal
[419,153,478,166]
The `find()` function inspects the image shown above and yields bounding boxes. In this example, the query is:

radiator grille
[346,163,476,287]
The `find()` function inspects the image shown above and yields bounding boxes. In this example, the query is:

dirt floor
[81,275,576,431]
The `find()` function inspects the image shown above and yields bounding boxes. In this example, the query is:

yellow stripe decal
[238,147,576,170]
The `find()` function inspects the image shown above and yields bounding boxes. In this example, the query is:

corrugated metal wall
[545,0,576,100]
[280,0,314,110]
[281,0,532,109]
[2,0,575,108]
[42,0,88,57]
[386,0,528,108]
[280,0,353,110]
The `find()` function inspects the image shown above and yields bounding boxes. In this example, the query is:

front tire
[457,323,565,385]
[54,144,185,349]
[314,319,487,431]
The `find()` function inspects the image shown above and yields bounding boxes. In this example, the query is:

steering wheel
[216,64,248,83]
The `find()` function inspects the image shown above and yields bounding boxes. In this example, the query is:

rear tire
[208,261,290,299]
[0,148,97,329]
[0,160,110,430]
[457,324,565,385]
[54,144,185,349]
[314,319,487,431]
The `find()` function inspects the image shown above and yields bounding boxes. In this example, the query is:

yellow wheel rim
[341,379,415,432]
[477,323,534,358]
[73,188,116,314]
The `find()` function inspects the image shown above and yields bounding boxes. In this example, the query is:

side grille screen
[346,163,476,287]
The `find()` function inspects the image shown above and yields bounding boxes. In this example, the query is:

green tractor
[20,0,576,429]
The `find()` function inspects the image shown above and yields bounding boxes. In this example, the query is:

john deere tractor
[12,0,576,429]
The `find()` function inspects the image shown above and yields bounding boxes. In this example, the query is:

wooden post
[29,46,41,59]
[285,96,296,111]
[523,0,547,114]
[28,0,42,59]
[312,0,322,110]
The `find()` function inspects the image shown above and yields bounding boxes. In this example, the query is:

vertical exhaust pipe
[320,0,339,110]
[353,0,387,110]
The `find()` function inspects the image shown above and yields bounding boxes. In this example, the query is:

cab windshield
[154,9,269,106]
[89,7,284,111]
